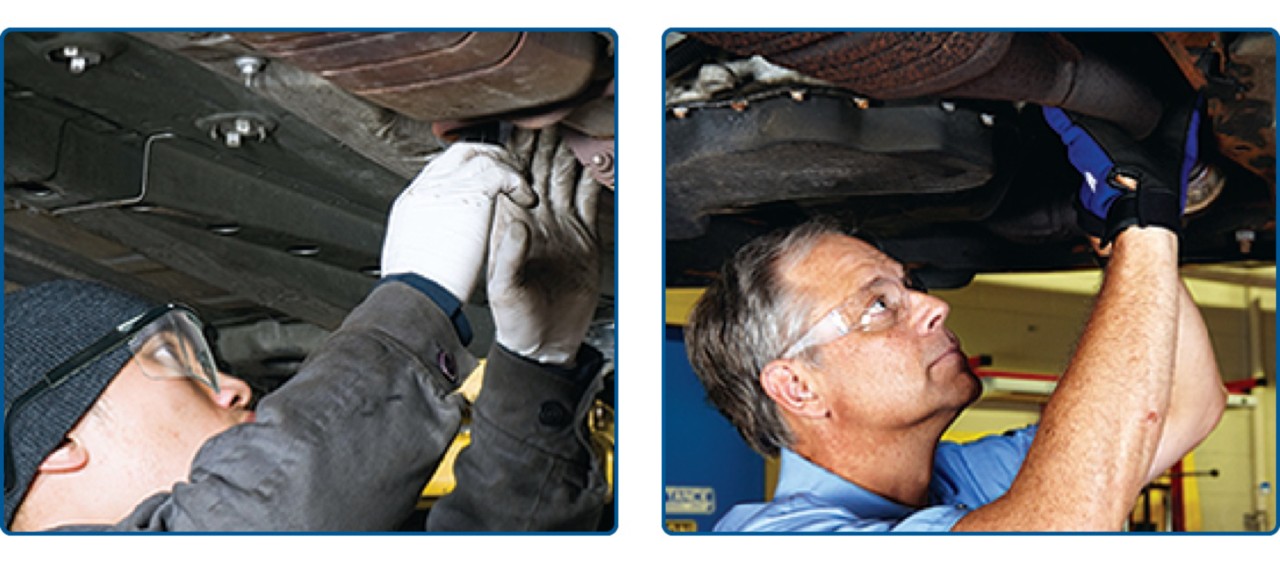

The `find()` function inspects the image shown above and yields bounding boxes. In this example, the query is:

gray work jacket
[61,280,607,531]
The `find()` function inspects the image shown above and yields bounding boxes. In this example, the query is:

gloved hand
[1042,100,1200,246]
[487,126,602,366]
[381,142,537,302]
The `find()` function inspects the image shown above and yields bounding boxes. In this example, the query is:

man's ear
[37,437,89,474]
[760,360,828,419]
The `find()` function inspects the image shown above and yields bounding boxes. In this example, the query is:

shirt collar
[775,448,915,520]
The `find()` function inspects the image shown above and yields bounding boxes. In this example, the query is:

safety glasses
[125,306,221,391]
[780,274,926,360]
[4,303,219,493]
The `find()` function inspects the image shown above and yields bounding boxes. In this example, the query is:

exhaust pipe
[685,31,1161,138]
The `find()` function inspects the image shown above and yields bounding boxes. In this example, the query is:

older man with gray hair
[684,102,1226,531]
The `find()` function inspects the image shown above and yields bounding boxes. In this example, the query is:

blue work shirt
[715,424,1038,532]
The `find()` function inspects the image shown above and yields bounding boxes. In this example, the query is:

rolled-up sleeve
[931,424,1038,509]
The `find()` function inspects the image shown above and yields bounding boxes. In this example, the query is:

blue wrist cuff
[378,274,473,345]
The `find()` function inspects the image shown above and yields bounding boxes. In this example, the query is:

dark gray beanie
[4,279,155,528]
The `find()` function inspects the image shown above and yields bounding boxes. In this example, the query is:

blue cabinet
[662,326,767,533]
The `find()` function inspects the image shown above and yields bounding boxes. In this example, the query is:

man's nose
[911,292,951,336]
[212,372,253,410]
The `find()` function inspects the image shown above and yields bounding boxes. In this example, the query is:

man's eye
[864,293,895,318]
[868,296,888,313]
[151,343,174,361]
[146,338,184,367]
[854,294,893,331]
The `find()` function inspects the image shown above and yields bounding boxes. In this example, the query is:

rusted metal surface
[1157,32,1224,90]
[687,32,1013,99]
[236,31,598,122]
[1160,32,1276,187]
[685,31,1160,138]
[432,79,616,178]
[232,32,472,70]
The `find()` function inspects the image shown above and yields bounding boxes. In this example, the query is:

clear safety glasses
[125,305,221,391]
[780,275,925,360]
[4,303,219,493]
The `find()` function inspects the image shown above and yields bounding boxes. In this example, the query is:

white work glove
[487,127,602,366]
[381,142,536,302]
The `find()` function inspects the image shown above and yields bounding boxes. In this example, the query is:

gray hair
[683,219,843,457]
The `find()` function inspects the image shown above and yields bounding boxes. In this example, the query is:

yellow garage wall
[936,269,1276,532]
[933,269,1275,532]
[945,401,1043,443]
[934,269,1275,383]
[1258,385,1277,530]
[1191,394,1275,531]
[671,267,1275,382]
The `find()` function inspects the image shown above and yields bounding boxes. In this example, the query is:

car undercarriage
[665,31,1275,289]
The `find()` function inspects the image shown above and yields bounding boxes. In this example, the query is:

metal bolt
[49,45,105,74]
[209,223,241,236]
[235,56,266,88]
[589,152,614,174]
[286,244,321,257]
[207,115,272,148]
[1236,230,1256,254]
[853,97,870,110]
[1185,163,1225,214]
[672,107,689,119]
[980,113,996,127]
[61,46,88,74]
[940,101,957,113]
[12,183,57,199]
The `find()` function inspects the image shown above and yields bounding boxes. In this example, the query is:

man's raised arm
[955,100,1215,531]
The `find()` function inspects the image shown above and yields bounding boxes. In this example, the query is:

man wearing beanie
[4,127,607,531]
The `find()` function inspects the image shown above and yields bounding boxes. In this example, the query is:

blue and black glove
[1042,100,1201,246]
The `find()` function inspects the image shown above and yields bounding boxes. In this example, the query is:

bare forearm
[955,228,1180,531]
[1147,281,1225,480]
